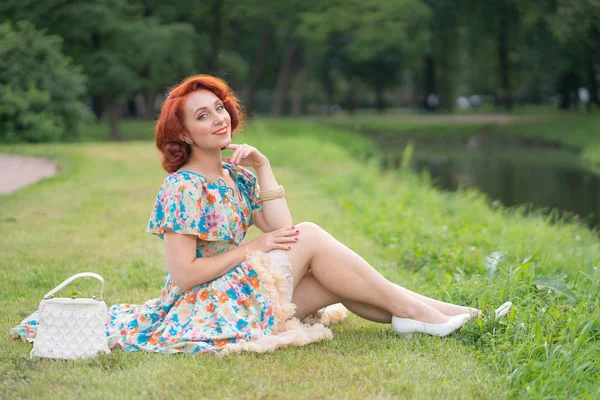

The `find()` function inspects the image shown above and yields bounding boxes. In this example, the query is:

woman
[11,75,511,354]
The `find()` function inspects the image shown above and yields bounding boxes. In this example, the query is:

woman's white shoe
[494,301,513,320]
[391,313,471,339]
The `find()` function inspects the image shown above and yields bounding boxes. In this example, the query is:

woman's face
[183,89,232,149]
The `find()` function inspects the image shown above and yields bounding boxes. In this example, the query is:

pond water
[371,135,600,231]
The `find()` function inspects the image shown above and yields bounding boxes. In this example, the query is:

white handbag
[30,272,111,360]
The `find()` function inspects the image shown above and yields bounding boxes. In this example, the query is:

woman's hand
[222,143,269,169]
[246,226,300,252]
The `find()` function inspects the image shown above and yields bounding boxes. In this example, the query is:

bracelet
[259,185,285,202]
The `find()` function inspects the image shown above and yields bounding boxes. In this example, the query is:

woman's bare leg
[286,222,459,324]
[393,284,480,317]
[292,270,392,322]
[292,270,476,322]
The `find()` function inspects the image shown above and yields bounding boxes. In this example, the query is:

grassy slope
[319,112,600,169]
[1,119,598,399]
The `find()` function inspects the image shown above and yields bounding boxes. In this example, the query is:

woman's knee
[295,221,325,237]
[295,221,332,248]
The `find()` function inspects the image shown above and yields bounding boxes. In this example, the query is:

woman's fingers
[240,145,255,160]
[274,236,298,244]
[276,227,300,237]
[224,143,243,165]
[225,143,262,166]
[229,146,243,166]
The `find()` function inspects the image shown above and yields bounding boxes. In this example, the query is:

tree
[465,0,521,110]
[547,0,600,110]
[1,0,197,139]
[299,0,430,113]
[0,21,91,143]
[423,0,462,111]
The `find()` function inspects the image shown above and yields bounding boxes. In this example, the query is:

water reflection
[382,149,600,230]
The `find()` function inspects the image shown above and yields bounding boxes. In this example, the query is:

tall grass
[256,118,600,398]
[1,118,598,398]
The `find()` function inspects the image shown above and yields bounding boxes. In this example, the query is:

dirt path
[0,153,57,195]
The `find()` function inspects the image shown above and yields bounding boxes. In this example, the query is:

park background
[1,1,599,399]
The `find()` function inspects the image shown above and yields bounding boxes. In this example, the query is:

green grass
[1,119,599,399]
[317,112,600,169]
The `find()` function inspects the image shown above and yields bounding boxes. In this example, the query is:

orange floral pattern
[11,163,284,354]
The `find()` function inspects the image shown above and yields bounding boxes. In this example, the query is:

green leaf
[547,306,561,319]
[514,252,536,281]
[533,277,578,303]
[484,251,505,278]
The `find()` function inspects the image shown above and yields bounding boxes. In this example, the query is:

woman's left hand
[223,143,269,169]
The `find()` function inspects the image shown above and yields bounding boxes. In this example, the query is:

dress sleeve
[146,174,231,241]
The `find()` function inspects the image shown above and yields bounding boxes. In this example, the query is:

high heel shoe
[494,301,513,320]
[391,313,471,339]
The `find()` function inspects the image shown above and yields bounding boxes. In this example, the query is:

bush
[0,21,92,143]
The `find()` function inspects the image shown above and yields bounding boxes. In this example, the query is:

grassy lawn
[1,119,599,399]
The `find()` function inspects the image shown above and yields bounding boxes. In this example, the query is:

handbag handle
[43,272,105,300]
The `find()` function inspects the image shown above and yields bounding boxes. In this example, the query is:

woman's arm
[164,231,253,292]
[225,143,292,232]
[163,226,298,292]
[252,160,293,232]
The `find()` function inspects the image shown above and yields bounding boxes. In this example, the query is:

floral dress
[11,162,346,355]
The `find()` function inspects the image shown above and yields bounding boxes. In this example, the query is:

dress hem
[208,249,347,355]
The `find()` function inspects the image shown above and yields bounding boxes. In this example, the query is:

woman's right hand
[247,226,300,252]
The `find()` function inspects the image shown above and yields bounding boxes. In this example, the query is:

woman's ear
[177,130,193,144]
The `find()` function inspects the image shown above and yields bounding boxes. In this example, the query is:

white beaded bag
[30,272,111,360]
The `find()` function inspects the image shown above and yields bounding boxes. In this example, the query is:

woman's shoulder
[153,171,208,201]
[162,170,207,187]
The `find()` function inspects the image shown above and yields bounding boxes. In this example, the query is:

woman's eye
[197,106,223,120]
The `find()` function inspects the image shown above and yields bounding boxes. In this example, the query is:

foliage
[299,0,430,99]
[0,21,91,143]
[0,0,599,124]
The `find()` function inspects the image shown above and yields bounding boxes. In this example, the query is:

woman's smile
[213,125,228,136]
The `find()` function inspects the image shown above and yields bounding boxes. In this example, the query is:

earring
[184,137,193,144]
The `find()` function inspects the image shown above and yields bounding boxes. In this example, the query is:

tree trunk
[345,84,356,115]
[91,95,105,120]
[435,27,458,111]
[557,69,580,110]
[245,24,272,116]
[126,99,137,118]
[144,88,157,120]
[497,18,513,110]
[423,53,435,110]
[90,32,104,120]
[375,85,385,113]
[321,69,335,106]
[206,0,222,73]
[291,68,308,117]
[271,41,298,116]
[106,101,124,141]
[587,57,599,111]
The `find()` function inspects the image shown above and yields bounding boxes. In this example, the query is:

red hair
[155,74,246,173]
